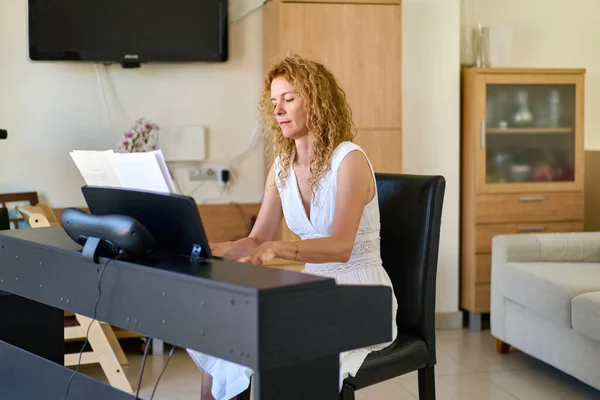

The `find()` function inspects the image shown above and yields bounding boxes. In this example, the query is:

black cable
[149,344,176,400]
[135,337,153,399]
[60,255,120,400]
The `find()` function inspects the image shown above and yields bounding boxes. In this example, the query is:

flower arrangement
[116,118,159,153]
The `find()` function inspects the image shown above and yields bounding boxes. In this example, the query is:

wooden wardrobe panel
[278,2,402,129]
[354,129,402,173]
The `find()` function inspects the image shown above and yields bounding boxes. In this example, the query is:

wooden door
[278,2,401,129]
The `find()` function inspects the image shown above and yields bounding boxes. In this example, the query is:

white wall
[402,0,461,313]
[0,0,265,207]
[469,0,600,149]
[0,0,462,313]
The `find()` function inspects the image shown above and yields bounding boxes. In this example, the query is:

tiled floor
[76,329,600,400]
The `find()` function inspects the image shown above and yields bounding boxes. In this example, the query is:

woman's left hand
[238,242,278,266]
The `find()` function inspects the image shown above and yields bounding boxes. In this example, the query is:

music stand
[81,186,213,263]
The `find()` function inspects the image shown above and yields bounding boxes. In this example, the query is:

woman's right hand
[209,241,234,258]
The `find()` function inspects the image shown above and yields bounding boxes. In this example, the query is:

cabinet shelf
[486,128,573,134]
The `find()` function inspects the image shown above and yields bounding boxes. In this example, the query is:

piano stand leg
[253,354,338,400]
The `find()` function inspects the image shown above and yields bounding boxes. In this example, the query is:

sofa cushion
[572,292,600,342]
[500,262,600,327]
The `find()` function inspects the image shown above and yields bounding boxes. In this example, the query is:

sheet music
[69,150,122,187]
[70,149,177,194]
[152,150,178,194]
[109,151,171,193]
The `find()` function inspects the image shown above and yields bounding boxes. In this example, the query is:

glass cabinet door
[483,83,576,187]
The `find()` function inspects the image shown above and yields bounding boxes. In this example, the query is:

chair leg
[340,382,356,400]
[418,366,435,400]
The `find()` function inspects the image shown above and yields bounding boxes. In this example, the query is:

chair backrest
[375,173,445,360]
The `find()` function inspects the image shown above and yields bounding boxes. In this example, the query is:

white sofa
[491,232,600,391]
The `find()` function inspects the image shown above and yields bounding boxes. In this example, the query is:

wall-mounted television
[27,0,228,67]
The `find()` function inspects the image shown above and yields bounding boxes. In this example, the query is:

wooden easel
[18,205,136,393]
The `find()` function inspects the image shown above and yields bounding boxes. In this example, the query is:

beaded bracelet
[293,240,300,262]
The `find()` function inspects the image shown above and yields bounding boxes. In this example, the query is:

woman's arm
[211,163,284,260]
[240,150,374,265]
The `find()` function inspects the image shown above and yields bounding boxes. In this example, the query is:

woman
[188,54,398,400]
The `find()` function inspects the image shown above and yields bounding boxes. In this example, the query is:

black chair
[341,173,445,400]
[235,173,445,400]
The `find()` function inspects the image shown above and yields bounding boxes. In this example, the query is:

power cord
[231,0,269,23]
[134,341,176,399]
[60,254,122,400]
[61,255,169,400]
[135,337,153,399]
[94,63,118,139]
[149,344,176,400]
[233,202,251,235]
[200,185,228,204]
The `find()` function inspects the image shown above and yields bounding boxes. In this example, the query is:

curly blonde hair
[258,54,356,202]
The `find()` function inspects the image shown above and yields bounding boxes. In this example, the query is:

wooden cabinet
[262,0,402,241]
[460,68,586,330]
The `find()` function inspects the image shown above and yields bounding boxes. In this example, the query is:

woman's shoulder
[333,140,361,153]
[330,141,370,168]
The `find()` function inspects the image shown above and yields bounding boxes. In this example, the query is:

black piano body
[0,227,392,399]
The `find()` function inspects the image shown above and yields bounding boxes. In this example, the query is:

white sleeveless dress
[187,141,399,400]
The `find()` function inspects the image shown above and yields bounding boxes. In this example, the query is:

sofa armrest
[491,231,600,341]
[491,232,600,264]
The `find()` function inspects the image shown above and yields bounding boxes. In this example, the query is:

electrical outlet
[189,166,217,181]
[189,166,228,181]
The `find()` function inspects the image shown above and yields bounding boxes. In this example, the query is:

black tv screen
[28,0,228,65]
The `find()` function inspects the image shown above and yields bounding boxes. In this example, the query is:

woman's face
[270,76,308,139]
